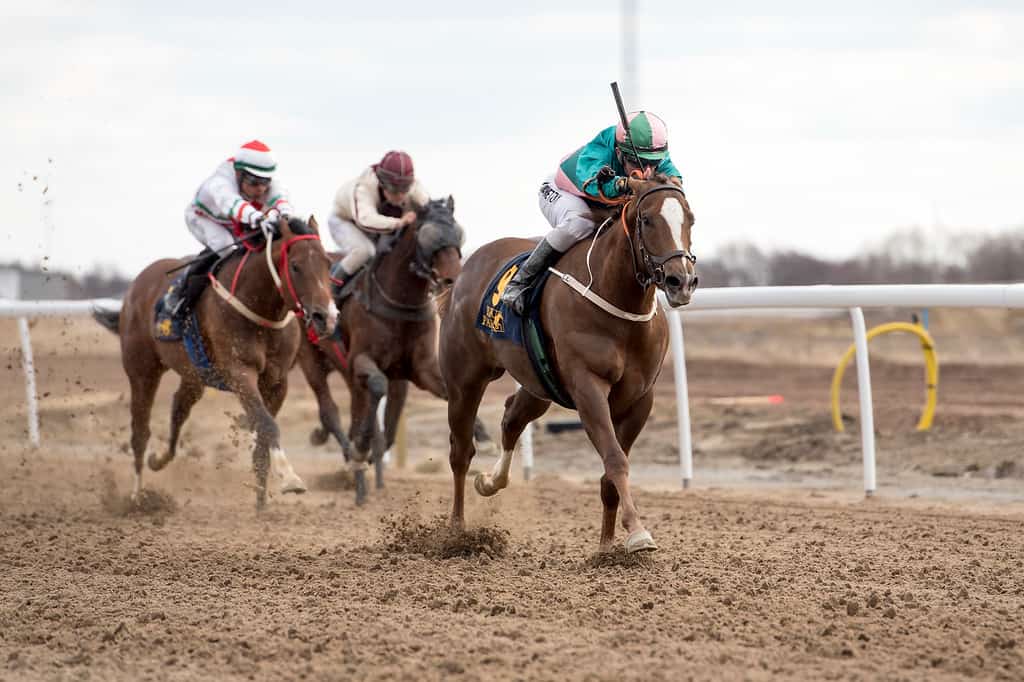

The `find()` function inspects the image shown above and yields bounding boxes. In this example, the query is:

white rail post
[517,382,534,481]
[18,317,41,448]
[849,307,877,496]
[667,309,693,488]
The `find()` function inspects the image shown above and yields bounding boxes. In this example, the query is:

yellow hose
[830,322,938,432]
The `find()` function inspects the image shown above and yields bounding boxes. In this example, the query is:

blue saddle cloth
[475,252,575,409]
[153,273,230,392]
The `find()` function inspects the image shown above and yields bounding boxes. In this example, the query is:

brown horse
[296,197,491,504]
[439,177,697,553]
[93,217,336,510]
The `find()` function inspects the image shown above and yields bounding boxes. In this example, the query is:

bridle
[273,233,325,341]
[621,184,697,290]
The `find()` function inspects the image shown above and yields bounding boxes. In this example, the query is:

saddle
[152,254,233,391]
[475,252,575,409]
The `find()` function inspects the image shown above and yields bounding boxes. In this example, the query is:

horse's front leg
[259,370,306,495]
[350,353,388,505]
[573,377,657,554]
[600,390,655,552]
[232,374,281,511]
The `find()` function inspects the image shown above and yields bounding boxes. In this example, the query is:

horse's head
[411,196,465,290]
[273,215,338,338]
[623,175,698,307]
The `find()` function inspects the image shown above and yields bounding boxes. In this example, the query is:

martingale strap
[208,274,296,329]
[547,267,658,322]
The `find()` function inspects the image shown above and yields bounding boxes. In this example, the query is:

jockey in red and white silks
[185,139,295,252]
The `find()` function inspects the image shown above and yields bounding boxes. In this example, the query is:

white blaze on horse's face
[660,197,686,252]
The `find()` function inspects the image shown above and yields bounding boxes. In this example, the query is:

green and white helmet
[232,140,277,179]
[614,111,669,162]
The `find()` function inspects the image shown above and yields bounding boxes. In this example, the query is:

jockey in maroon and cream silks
[326,150,430,292]
[162,140,295,317]
[501,111,684,315]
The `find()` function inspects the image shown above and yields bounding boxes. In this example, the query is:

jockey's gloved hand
[595,165,616,185]
[247,210,266,230]
[614,177,629,193]
[264,208,281,227]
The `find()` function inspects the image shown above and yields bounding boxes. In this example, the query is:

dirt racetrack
[1,309,1023,680]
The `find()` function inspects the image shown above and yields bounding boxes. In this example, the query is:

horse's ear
[308,214,320,235]
[278,214,295,238]
[446,195,455,214]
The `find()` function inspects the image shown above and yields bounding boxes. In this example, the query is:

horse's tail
[91,305,121,334]
[435,286,453,319]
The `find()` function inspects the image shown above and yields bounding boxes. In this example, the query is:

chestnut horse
[296,197,490,504]
[93,217,336,510]
[440,177,697,553]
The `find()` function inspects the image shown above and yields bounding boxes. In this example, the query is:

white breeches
[537,174,598,252]
[328,216,377,273]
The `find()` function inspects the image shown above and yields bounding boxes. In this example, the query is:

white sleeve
[208,175,259,226]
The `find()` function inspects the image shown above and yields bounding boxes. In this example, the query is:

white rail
[1,297,122,447]
[664,283,1024,496]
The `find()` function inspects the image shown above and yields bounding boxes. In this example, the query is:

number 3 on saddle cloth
[153,269,230,391]
[474,252,576,409]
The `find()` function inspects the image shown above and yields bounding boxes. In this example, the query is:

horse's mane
[282,215,315,236]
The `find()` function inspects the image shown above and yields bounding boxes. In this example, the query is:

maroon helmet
[373,150,415,192]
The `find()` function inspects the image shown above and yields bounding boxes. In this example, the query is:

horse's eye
[290,263,301,274]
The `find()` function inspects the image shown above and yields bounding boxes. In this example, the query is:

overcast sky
[5,1,1022,277]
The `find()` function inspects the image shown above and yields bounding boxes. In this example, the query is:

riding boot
[330,261,361,302]
[167,250,219,319]
[500,237,562,315]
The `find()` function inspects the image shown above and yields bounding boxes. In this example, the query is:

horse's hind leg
[598,390,655,552]
[127,369,163,500]
[298,343,353,460]
[443,367,491,531]
[148,375,203,472]
[410,354,494,452]
[475,388,550,497]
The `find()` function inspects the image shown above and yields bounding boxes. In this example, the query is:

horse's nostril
[689,276,700,292]
[665,275,683,290]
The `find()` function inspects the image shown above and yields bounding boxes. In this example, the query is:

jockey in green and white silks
[163,140,294,317]
[501,111,684,315]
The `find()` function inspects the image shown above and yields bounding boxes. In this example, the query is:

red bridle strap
[277,234,323,343]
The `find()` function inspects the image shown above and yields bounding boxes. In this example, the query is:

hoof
[473,473,501,497]
[147,453,166,471]
[309,428,329,446]
[625,529,658,554]
[280,476,307,495]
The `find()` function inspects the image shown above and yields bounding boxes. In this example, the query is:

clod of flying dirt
[99,470,177,517]
[584,547,655,569]
[382,513,509,559]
